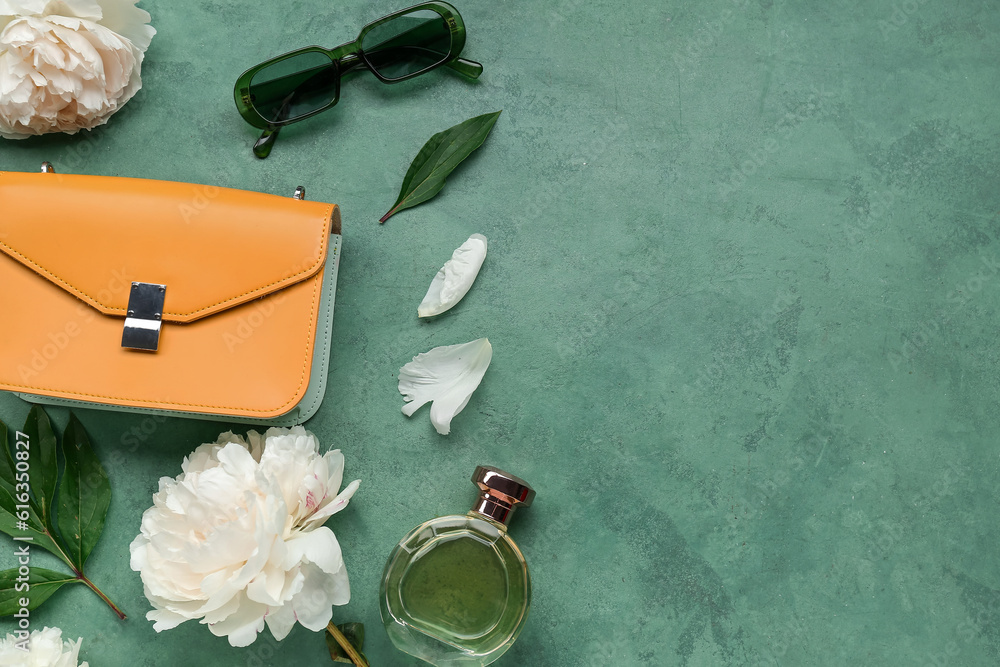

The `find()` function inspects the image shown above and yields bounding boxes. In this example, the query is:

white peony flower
[418,233,488,318]
[0,0,155,139]
[0,626,88,667]
[399,338,493,435]
[129,426,361,648]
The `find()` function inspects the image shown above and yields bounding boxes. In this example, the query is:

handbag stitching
[3,275,321,415]
[0,204,333,321]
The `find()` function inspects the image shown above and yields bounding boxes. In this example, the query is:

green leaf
[0,567,79,616]
[326,622,369,665]
[0,479,69,564]
[0,408,125,619]
[0,418,14,489]
[56,414,111,569]
[338,622,364,651]
[22,406,59,531]
[380,110,502,223]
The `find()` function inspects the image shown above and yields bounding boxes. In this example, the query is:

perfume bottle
[380,466,535,666]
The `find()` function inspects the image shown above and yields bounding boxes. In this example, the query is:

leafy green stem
[79,572,126,620]
[41,524,125,620]
[326,622,368,666]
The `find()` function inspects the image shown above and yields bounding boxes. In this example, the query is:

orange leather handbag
[0,167,342,425]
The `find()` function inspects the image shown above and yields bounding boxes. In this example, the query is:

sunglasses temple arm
[254,126,280,159]
[252,89,299,159]
[446,57,483,79]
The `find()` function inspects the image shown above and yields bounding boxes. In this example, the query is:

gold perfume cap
[470,466,535,526]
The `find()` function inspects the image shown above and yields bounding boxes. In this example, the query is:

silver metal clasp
[293,185,306,200]
[122,282,166,351]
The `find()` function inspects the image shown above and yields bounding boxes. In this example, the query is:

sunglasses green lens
[361,9,453,81]
[249,51,339,124]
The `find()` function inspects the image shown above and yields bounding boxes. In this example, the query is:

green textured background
[2,0,1000,664]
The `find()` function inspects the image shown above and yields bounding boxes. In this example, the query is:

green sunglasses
[233,1,482,159]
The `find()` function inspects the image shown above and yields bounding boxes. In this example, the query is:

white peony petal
[206,594,267,648]
[89,0,155,51]
[399,338,493,435]
[418,233,488,317]
[290,561,350,631]
[284,526,344,576]
[0,0,104,21]
[147,608,187,633]
[245,563,302,608]
[262,602,297,642]
[320,448,345,500]
[297,477,360,532]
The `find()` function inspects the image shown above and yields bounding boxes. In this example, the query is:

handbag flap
[0,172,340,323]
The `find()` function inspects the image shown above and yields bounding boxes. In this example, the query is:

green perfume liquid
[381,467,534,666]
[401,534,509,639]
